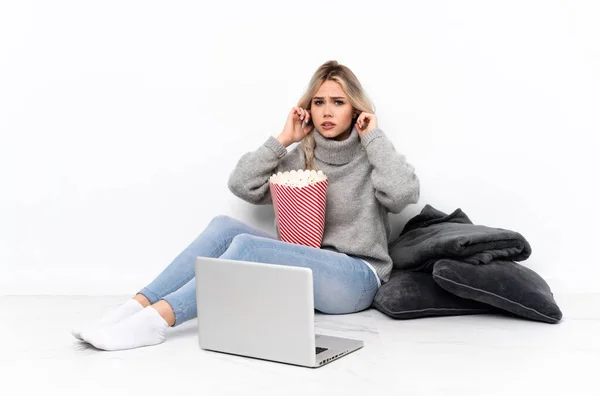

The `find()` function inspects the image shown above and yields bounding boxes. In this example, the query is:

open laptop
[194,257,364,368]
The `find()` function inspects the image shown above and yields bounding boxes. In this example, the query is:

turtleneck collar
[311,125,363,165]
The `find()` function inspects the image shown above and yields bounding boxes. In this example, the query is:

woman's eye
[314,100,344,105]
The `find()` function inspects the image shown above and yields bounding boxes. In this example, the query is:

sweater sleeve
[227,135,289,205]
[360,128,420,214]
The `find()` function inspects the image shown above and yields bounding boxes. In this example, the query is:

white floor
[1,294,599,396]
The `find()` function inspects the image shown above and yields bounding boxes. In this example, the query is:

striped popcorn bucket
[269,169,328,248]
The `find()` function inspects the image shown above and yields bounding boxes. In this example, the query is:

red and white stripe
[269,179,328,248]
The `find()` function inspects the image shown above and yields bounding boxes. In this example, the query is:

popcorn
[269,169,327,188]
[269,169,328,248]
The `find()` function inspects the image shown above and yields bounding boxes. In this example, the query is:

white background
[1,0,598,295]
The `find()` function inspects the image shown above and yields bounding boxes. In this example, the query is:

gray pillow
[432,259,563,324]
[372,269,492,319]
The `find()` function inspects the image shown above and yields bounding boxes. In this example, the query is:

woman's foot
[71,298,145,340]
[81,306,169,351]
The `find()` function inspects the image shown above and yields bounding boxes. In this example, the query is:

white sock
[71,298,144,340]
[81,306,169,351]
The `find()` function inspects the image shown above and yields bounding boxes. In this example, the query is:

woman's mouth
[321,123,336,130]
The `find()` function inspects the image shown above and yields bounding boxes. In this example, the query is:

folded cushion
[432,259,563,324]
[372,269,491,319]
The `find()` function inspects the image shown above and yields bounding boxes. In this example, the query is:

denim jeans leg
[162,233,379,327]
[137,215,278,304]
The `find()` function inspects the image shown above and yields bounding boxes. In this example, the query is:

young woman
[72,60,420,351]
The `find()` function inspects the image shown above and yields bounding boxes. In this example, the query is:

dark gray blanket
[388,204,532,272]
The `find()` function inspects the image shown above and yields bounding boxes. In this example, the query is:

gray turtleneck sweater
[227,126,420,284]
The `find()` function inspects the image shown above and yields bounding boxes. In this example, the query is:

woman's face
[310,80,357,141]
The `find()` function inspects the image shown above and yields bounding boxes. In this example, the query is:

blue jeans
[137,215,379,327]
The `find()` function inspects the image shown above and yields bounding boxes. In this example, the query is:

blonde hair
[297,60,376,170]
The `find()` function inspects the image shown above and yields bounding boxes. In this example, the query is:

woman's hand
[280,106,313,145]
[355,112,378,138]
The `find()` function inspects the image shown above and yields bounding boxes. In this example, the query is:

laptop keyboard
[316,347,328,355]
